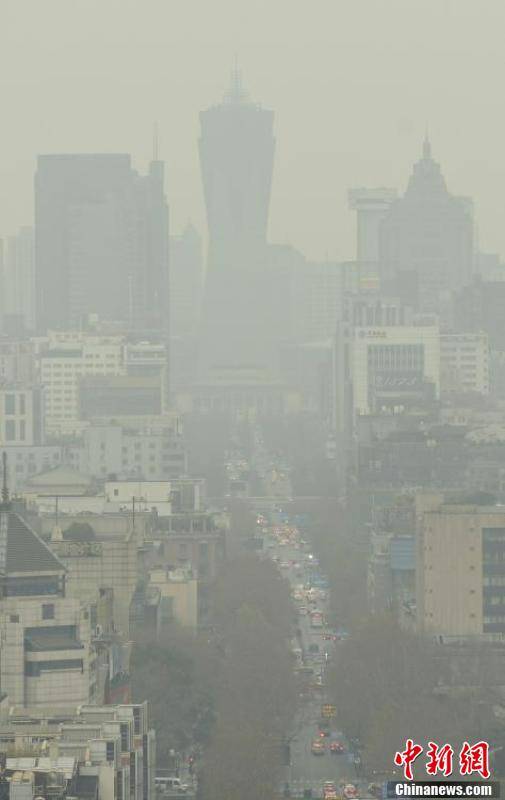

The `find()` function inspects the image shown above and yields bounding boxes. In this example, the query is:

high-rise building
[348,188,397,284]
[379,138,474,312]
[440,331,489,396]
[169,223,204,338]
[0,227,35,333]
[198,70,277,375]
[35,154,169,333]
[199,68,274,269]
[416,498,505,637]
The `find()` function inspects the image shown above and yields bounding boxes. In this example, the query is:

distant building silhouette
[169,223,203,339]
[197,69,278,376]
[379,138,474,313]
[35,154,168,333]
[199,66,274,270]
[0,227,35,334]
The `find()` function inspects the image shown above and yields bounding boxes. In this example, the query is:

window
[19,395,26,415]
[19,421,26,441]
[42,604,55,620]
[120,723,129,752]
[5,420,15,441]
[9,614,19,623]
[4,394,15,415]
[114,489,119,497]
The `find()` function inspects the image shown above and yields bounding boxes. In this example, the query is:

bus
[310,610,324,628]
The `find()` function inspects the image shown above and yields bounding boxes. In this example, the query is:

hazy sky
[1,0,504,261]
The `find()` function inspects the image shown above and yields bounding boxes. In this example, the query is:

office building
[417,498,505,638]
[440,332,489,395]
[348,187,397,283]
[198,69,276,375]
[0,338,36,383]
[379,138,474,312]
[38,334,125,433]
[0,227,35,333]
[169,223,204,338]
[334,294,440,435]
[35,154,168,333]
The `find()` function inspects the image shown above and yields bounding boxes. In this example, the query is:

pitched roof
[27,465,92,488]
[0,510,66,575]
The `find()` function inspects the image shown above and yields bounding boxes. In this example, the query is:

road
[264,532,357,797]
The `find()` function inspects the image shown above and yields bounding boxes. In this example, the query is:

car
[311,740,325,755]
[323,783,337,798]
[155,777,189,794]
[299,606,308,616]
[342,785,358,799]
[330,741,346,754]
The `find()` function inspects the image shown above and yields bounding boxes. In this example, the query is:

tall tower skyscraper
[35,154,169,333]
[198,70,278,376]
[199,67,275,270]
[378,138,474,312]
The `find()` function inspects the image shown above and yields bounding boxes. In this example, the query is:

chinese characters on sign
[394,740,490,780]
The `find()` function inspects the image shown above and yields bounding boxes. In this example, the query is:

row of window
[25,659,83,677]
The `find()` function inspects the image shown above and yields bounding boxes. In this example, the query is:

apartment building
[0,502,97,707]
[0,384,45,447]
[39,334,125,433]
[440,331,489,395]
[0,702,156,800]
[417,498,505,637]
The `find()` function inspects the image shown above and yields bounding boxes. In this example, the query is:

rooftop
[0,510,66,575]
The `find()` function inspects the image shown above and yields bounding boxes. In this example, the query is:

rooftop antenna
[226,56,248,104]
[153,122,159,162]
[423,126,432,159]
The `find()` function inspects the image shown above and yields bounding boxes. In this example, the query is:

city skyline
[1,0,505,261]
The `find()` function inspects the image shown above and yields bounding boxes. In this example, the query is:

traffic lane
[289,701,356,792]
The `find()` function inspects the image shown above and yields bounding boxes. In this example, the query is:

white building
[0,385,45,446]
[334,296,440,436]
[0,501,97,708]
[351,321,440,416]
[69,414,187,479]
[1,445,62,493]
[440,331,489,395]
[105,480,172,516]
[38,332,125,433]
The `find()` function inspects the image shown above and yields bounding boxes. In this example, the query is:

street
[263,527,357,797]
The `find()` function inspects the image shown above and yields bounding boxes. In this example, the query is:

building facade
[35,154,168,333]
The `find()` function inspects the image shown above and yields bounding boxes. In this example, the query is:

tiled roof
[0,510,65,575]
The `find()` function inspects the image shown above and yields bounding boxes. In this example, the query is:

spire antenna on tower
[153,122,160,162]
[226,57,248,104]
[423,128,432,159]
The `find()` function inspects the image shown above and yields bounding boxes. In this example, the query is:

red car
[330,741,346,754]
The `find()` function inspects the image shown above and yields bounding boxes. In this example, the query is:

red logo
[394,740,490,780]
